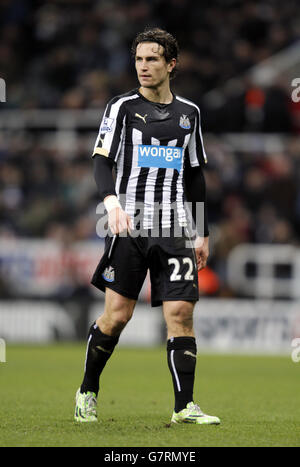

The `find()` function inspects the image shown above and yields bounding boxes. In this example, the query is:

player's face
[135,42,176,89]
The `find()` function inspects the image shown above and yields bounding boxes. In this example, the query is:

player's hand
[194,236,209,271]
[108,207,133,235]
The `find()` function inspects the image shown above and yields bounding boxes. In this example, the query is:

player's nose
[140,60,148,70]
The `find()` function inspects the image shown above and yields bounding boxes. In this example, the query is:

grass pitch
[0,344,299,447]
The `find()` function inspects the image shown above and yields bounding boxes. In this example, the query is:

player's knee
[176,310,193,328]
[111,309,132,329]
[99,295,134,334]
[99,312,130,336]
[167,302,194,327]
[105,301,133,333]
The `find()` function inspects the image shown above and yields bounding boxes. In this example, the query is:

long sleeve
[93,155,116,202]
[184,161,209,237]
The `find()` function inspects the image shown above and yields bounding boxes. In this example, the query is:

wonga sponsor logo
[138,144,183,172]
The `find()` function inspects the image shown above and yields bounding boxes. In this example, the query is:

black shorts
[91,230,199,307]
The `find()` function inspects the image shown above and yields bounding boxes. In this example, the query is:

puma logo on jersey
[135,113,147,124]
[184,350,197,359]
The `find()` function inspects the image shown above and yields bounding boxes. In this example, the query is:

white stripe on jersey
[176,169,186,227]
[143,136,160,229]
[124,128,142,219]
[115,120,126,197]
[175,95,207,165]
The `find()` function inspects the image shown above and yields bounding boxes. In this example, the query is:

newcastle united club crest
[179,114,191,129]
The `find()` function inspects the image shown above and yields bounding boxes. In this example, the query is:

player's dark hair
[131,27,179,79]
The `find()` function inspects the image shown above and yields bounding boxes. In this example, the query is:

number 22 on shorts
[168,257,194,281]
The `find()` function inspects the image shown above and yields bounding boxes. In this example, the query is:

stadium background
[0,0,300,355]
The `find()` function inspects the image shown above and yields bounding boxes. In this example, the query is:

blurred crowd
[0,0,300,132]
[205,134,300,293]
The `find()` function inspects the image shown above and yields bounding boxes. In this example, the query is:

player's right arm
[93,156,132,235]
[92,97,132,235]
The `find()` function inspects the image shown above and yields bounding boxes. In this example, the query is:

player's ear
[167,58,176,74]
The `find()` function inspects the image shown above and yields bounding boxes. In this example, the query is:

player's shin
[167,336,197,413]
[80,322,119,396]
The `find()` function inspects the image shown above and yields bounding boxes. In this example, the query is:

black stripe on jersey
[154,168,166,233]
[135,167,149,201]
[118,121,132,199]
[134,129,150,204]
[135,166,149,230]
[183,145,190,185]
[170,170,179,228]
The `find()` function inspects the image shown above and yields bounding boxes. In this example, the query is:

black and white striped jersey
[92,89,207,229]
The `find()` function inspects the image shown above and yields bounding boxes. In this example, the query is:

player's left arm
[184,105,209,271]
[184,161,209,271]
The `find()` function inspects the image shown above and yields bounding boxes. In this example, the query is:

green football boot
[171,402,220,425]
[74,389,98,422]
